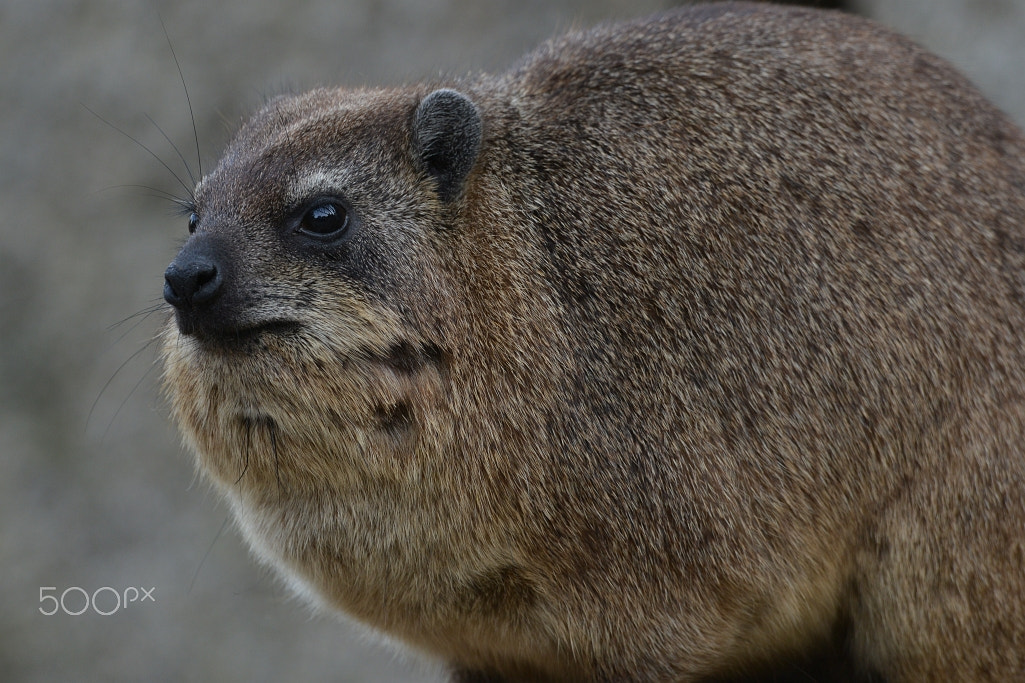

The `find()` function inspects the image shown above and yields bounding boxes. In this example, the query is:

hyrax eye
[188,212,199,234]
[298,201,350,239]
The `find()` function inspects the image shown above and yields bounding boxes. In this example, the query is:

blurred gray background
[1,0,1022,680]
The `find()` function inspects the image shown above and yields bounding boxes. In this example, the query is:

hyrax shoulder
[161,3,1025,681]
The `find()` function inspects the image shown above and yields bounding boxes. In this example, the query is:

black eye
[188,212,199,234]
[299,201,350,238]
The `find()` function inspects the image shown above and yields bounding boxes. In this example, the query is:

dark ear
[413,89,482,202]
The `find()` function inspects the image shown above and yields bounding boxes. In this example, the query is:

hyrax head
[160,87,481,494]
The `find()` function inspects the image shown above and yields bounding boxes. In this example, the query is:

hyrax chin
[161,2,1025,681]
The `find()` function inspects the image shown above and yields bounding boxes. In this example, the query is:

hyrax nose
[164,254,223,310]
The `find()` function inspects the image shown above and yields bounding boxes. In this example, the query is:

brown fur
[161,3,1025,681]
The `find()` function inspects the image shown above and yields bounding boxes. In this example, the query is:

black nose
[164,256,223,310]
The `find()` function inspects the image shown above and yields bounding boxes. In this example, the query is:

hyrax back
[161,3,1025,681]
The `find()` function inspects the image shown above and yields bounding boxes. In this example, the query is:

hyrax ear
[413,89,482,202]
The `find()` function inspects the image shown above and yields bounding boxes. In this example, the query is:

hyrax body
[161,3,1025,681]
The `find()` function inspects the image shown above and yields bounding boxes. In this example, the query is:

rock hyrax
[161,3,1025,681]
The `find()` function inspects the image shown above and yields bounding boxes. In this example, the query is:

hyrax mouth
[183,318,304,348]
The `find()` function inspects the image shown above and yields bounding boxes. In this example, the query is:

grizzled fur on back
[161,3,1025,682]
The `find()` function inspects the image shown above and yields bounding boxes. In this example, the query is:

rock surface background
[2,1,1021,680]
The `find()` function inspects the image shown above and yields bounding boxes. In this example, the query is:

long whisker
[108,303,167,348]
[236,419,252,486]
[107,300,166,333]
[93,184,194,214]
[87,336,160,433]
[82,103,195,201]
[189,514,232,595]
[101,353,161,444]
[268,420,287,499]
[159,15,203,181]
[145,113,197,188]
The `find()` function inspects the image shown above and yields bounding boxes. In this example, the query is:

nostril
[164,259,223,310]
[191,263,222,304]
